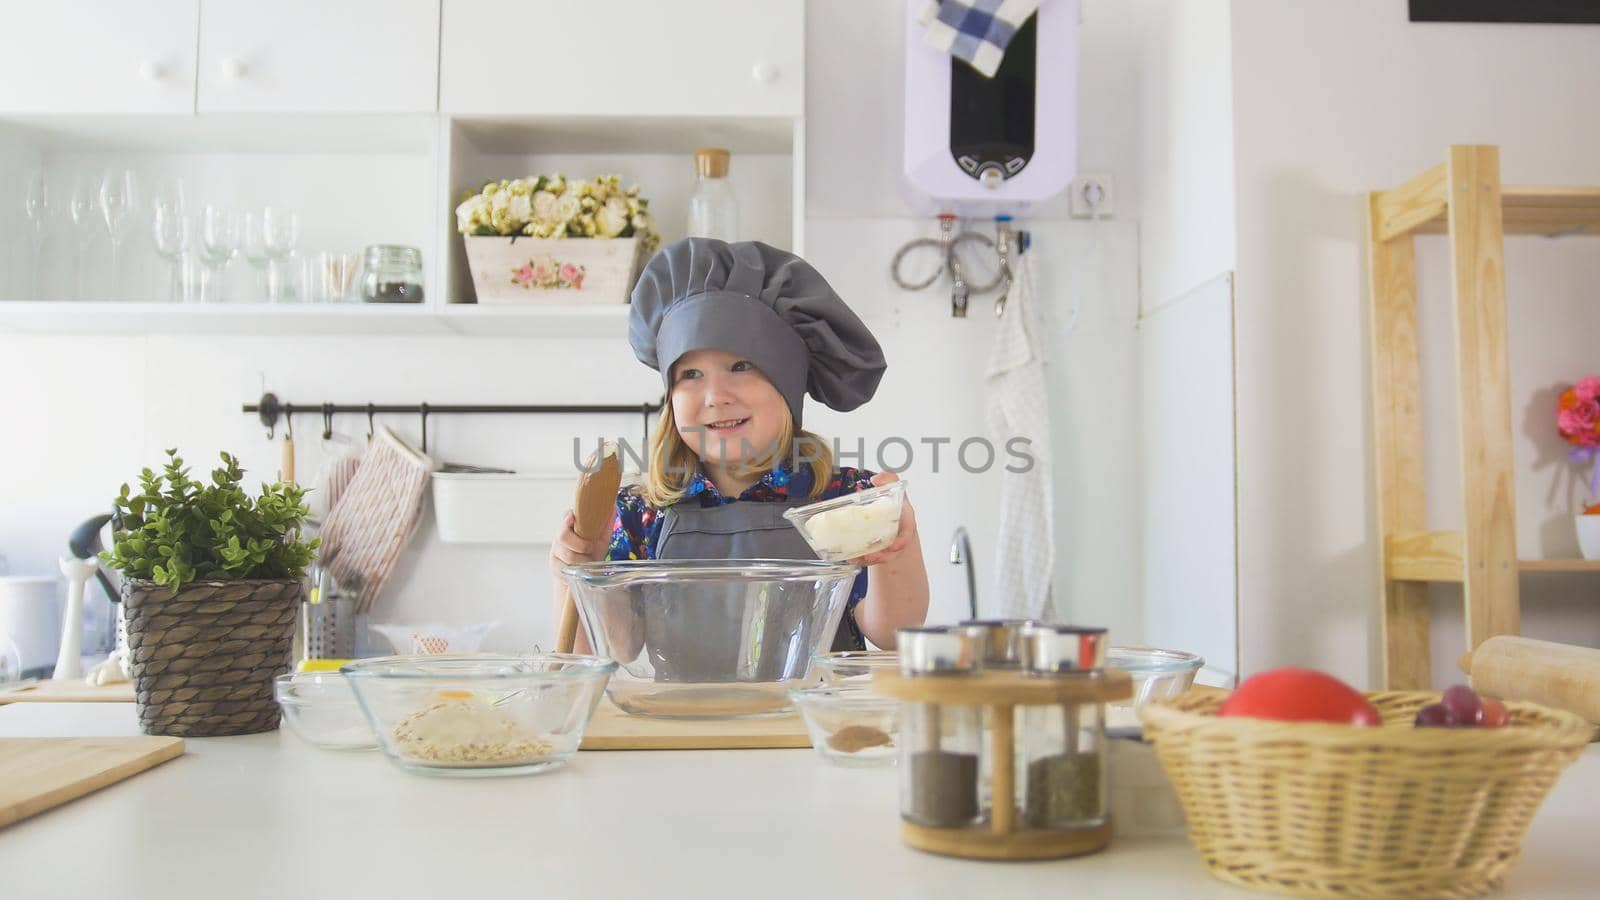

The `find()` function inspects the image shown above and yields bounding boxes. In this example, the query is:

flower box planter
[464,236,645,306]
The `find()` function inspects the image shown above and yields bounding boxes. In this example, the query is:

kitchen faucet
[949,526,977,620]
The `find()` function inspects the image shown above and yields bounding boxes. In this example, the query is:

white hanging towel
[318,426,436,614]
[984,253,1054,618]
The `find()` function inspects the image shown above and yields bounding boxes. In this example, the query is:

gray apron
[645,499,862,682]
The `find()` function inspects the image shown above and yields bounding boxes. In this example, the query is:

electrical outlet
[1069,174,1115,218]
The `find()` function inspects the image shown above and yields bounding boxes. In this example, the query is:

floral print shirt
[607,463,877,650]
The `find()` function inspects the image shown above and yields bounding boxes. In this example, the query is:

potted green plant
[100,450,317,736]
[454,173,660,306]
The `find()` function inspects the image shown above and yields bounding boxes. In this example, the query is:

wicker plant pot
[122,578,302,737]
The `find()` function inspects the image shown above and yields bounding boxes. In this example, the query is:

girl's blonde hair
[638,401,834,508]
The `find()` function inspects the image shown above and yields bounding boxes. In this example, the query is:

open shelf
[439,114,801,306]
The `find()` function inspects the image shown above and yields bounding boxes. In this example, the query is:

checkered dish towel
[919,0,1040,78]
[318,425,436,613]
[985,251,1053,619]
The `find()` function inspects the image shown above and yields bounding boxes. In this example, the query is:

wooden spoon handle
[556,445,622,653]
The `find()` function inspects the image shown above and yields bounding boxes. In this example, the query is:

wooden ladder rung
[1386,530,1464,582]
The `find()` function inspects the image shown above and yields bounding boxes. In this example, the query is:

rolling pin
[555,443,621,654]
[1458,635,1600,726]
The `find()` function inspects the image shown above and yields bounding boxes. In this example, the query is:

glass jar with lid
[896,624,987,828]
[360,245,424,303]
[1018,624,1109,830]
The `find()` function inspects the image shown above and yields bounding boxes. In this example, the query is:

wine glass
[100,169,138,299]
[21,171,50,298]
[262,207,300,302]
[151,179,190,303]
[68,176,98,298]
[198,206,239,303]
[241,210,271,300]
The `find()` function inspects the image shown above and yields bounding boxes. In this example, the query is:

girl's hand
[550,509,608,574]
[852,472,917,567]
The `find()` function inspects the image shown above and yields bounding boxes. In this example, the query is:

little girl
[551,238,929,650]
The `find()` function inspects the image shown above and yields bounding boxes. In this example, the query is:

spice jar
[360,245,424,303]
[1019,625,1108,829]
[897,625,986,828]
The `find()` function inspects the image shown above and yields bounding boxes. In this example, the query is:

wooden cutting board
[580,699,811,750]
[0,679,136,704]
[0,736,184,829]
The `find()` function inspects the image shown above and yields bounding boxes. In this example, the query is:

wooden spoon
[556,443,621,653]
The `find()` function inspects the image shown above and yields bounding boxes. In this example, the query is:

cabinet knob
[220,57,247,80]
[139,60,166,82]
[751,62,779,84]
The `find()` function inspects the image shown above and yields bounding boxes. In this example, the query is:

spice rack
[873,668,1132,860]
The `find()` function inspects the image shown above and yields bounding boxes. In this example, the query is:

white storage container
[431,472,577,545]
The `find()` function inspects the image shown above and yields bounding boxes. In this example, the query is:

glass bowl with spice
[788,684,899,767]
[341,653,617,777]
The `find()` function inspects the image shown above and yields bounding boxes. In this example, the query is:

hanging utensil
[556,443,622,654]
[280,413,296,486]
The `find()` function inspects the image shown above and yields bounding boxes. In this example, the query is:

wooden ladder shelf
[1366,145,1600,689]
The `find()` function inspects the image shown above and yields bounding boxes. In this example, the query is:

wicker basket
[1139,691,1590,898]
[122,578,302,737]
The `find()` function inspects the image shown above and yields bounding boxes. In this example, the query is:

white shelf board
[0,113,437,154]
[0,301,444,336]
[437,303,632,338]
[450,115,795,155]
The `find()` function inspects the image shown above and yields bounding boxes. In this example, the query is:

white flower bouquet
[455,174,660,306]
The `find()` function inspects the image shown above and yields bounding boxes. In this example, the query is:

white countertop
[1,702,1595,899]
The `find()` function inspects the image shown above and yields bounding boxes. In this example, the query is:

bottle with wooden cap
[687,147,738,241]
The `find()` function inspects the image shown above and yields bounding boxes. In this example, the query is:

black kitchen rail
[244,392,664,453]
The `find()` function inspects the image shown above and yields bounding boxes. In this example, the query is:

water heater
[903,0,1078,214]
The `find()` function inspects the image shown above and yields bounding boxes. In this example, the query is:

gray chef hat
[628,238,886,428]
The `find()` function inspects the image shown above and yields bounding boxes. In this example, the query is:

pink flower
[1574,400,1600,430]
[1576,377,1600,402]
[569,271,585,289]
[559,262,580,284]
[511,264,534,287]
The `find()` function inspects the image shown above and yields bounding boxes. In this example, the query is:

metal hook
[366,403,376,442]
[321,403,335,441]
[419,402,429,453]
[258,391,280,440]
[285,408,294,440]
[993,217,1015,318]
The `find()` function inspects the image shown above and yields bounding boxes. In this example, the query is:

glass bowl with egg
[783,479,907,562]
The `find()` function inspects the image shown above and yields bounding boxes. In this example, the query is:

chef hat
[628,238,886,428]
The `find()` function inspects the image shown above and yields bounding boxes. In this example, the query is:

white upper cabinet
[197,0,440,113]
[0,0,200,114]
[439,0,803,117]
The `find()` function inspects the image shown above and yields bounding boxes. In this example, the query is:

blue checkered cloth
[919,0,1040,78]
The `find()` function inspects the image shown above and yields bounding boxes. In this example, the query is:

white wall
[1229,0,1600,686]
[1131,0,1236,312]
[0,1,1150,654]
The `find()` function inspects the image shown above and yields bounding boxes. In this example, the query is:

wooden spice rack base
[901,819,1111,861]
